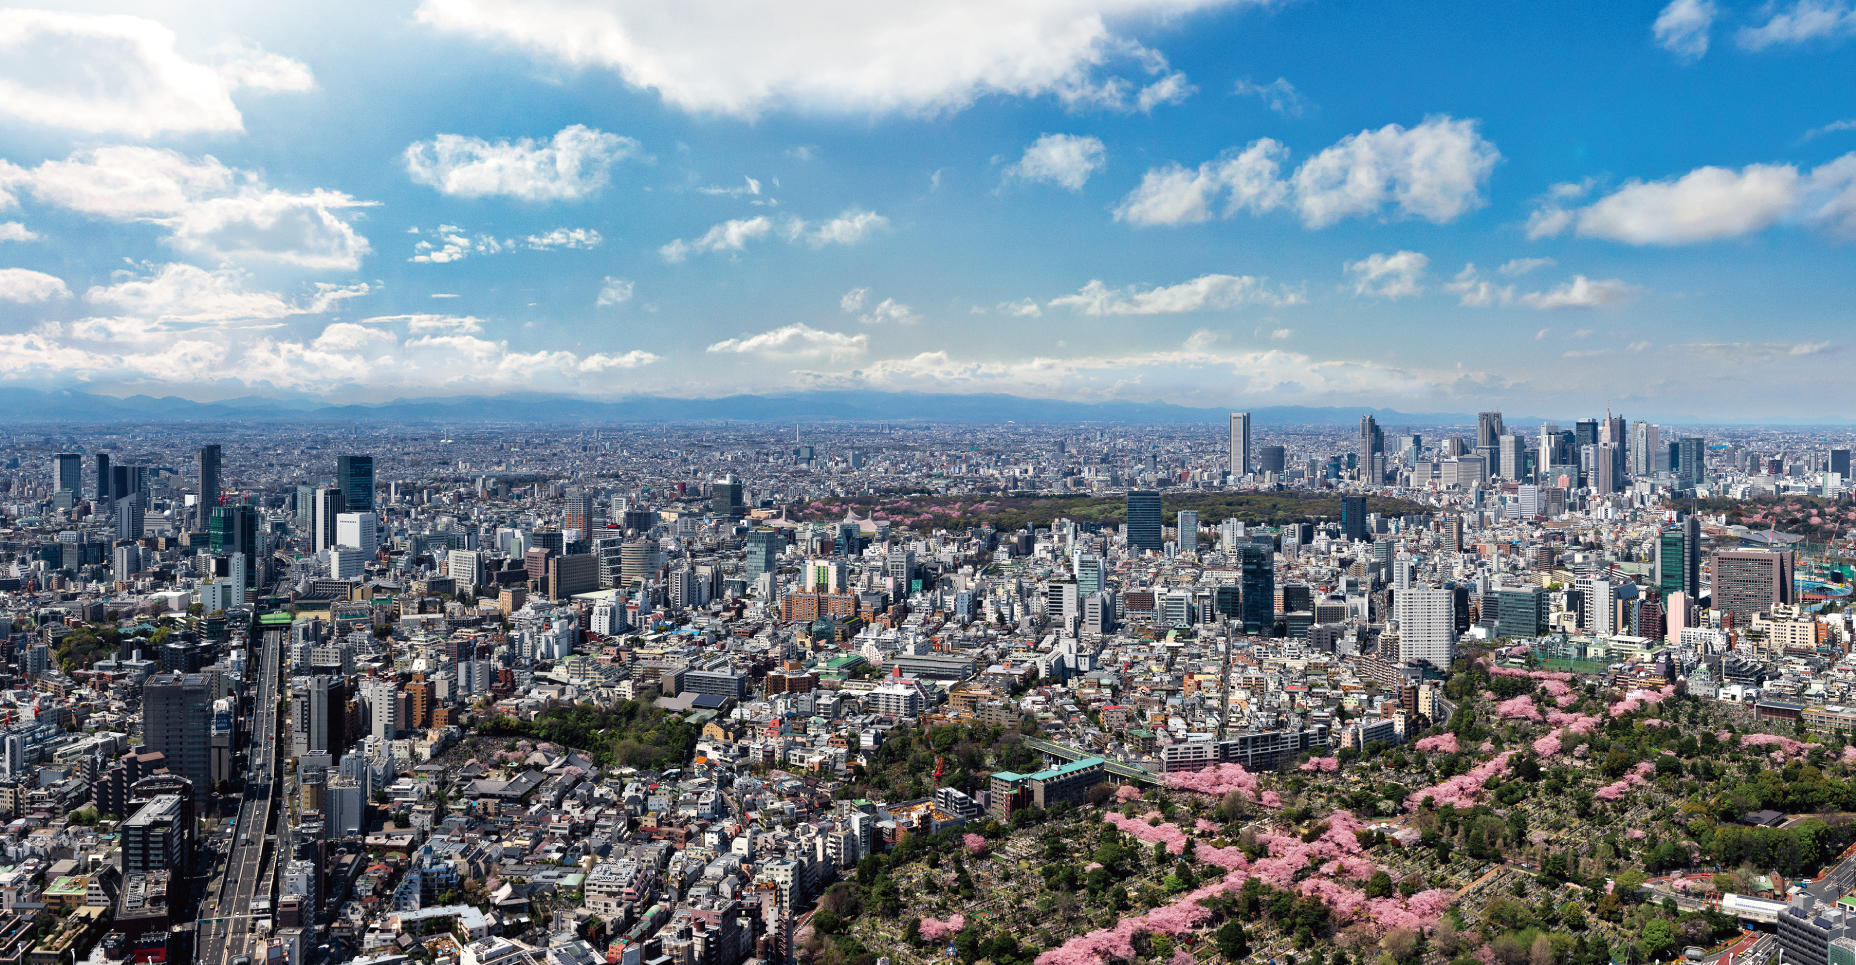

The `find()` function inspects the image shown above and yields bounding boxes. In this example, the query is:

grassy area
[478,701,698,771]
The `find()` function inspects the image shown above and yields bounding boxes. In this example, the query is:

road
[196,625,286,965]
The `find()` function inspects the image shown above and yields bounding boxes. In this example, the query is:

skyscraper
[745,530,782,582]
[1340,495,1367,542]
[1238,542,1274,635]
[53,452,81,494]
[1476,411,1504,450]
[1630,422,1659,476]
[209,504,260,589]
[1677,437,1706,486]
[1831,448,1852,480]
[94,452,111,504]
[1176,510,1198,554]
[1359,415,1384,483]
[1594,443,1617,493]
[1498,433,1526,480]
[1711,549,1794,626]
[1658,515,1701,601]
[336,454,375,516]
[143,672,213,793]
[313,486,345,553]
[1125,490,1163,555]
[1395,586,1456,669]
[1228,412,1251,479]
[563,486,596,535]
[1260,446,1287,474]
[198,444,222,524]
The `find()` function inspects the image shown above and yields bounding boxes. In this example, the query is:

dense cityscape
[0,412,1855,965]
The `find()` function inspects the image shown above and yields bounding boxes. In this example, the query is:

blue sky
[0,0,1852,420]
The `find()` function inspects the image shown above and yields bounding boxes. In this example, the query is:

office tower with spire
[1228,412,1251,479]
[1359,414,1384,483]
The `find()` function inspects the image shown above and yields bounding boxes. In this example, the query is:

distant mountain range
[0,386,1711,427]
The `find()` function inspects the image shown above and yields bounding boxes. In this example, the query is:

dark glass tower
[1125,490,1163,554]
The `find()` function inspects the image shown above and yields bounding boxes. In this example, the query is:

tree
[1216,920,1250,960]
[1364,870,1394,899]
[1639,919,1675,961]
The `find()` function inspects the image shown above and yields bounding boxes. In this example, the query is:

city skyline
[0,2,1853,420]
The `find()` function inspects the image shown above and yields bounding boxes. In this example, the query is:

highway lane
[197,626,286,965]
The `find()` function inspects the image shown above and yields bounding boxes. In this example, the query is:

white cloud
[84,264,292,326]
[1050,273,1303,314]
[661,210,887,261]
[697,176,762,197]
[414,0,1252,118]
[1005,134,1107,191]
[1737,0,1856,49]
[840,288,920,325]
[1517,275,1643,309]
[660,216,773,262]
[1232,76,1306,116]
[1498,257,1555,276]
[0,222,33,243]
[1446,263,1641,310]
[0,10,313,137]
[0,268,69,303]
[359,313,487,334]
[4,147,373,270]
[1114,116,1498,228]
[403,125,644,201]
[1527,159,1856,243]
[525,227,603,249]
[1134,71,1195,112]
[998,298,1043,317]
[1345,251,1428,300]
[705,323,867,360]
[597,277,635,306]
[1804,118,1856,141]
[1654,0,1716,60]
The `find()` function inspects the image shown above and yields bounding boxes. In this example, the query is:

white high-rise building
[1229,412,1251,478]
[1394,587,1456,669]
[1583,578,1617,636]
[336,511,378,558]
[447,549,485,589]
[1176,510,1198,554]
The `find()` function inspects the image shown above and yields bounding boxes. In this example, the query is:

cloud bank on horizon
[0,1,1852,420]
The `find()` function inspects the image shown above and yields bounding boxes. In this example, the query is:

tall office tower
[1657,515,1701,601]
[115,496,144,541]
[1359,414,1385,482]
[1594,444,1618,493]
[1677,436,1706,486]
[209,504,260,588]
[1075,553,1104,595]
[360,678,399,741]
[1260,446,1287,474]
[619,540,663,588]
[1176,510,1198,553]
[94,452,112,504]
[1229,412,1251,478]
[289,675,338,759]
[1574,418,1598,453]
[1831,448,1852,480]
[1238,542,1275,635]
[313,487,345,553]
[1395,587,1456,669]
[1630,422,1660,476]
[563,486,596,535]
[744,530,782,582]
[198,444,222,525]
[1125,490,1163,554]
[1498,433,1526,480]
[336,454,375,516]
[143,672,213,792]
[1442,514,1463,552]
[548,554,600,600]
[1476,411,1505,450]
[123,794,192,879]
[1340,495,1367,542]
[1584,578,1617,636]
[712,477,745,516]
[447,549,486,589]
[336,511,378,558]
[53,452,81,494]
[1711,549,1795,626]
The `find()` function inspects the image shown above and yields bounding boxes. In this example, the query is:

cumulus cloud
[409,224,602,262]
[0,223,34,243]
[1737,0,1856,49]
[0,268,70,303]
[1115,116,1498,228]
[1498,257,1554,276]
[2,147,373,270]
[1804,118,1856,141]
[1232,76,1306,116]
[597,277,635,306]
[1446,263,1640,310]
[661,210,887,261]
[1527,156,1856,243]
[84,264,293,326]
[705,323,867,360]
[1345,251,1428,299]
[997,298,1043,317]
[840,288,921,325]
[1654,0,1716,60]
[1049,273,1303,315]
[414,0,1250,117]
[1005,134,1107,191]
[404,125,644,200]
[0,10,313,137]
